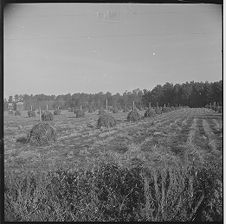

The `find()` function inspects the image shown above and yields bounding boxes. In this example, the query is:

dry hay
[14,110,21,116]
[41,111,53,121]
[53,109,61,115]
[155,107,162,114]
[74,109,85,118]
[127,109,141,122]
[97,113,116,128]
[144,108,156,118]
[8,110,14,115]
[28,111,36,117]
[27,122,56,146]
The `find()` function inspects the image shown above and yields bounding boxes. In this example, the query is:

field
[4,108,223,221]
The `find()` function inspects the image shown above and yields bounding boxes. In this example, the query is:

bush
[15,110,21,116]
[28,111,36,117]
[74,109,85,118]
[144,108,156,118]
[127,109,141,122]
[41,111,53,121]
[97,113,116,128]
[27,122,56,146]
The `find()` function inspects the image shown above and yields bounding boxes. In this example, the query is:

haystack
[127,108,141,122]
[41,111,53,121]
[74,109,85,118]
[155,107,162,115]
[27,122,56,146]
[97,113,116,128]
[144,108,156,118]
[53,109,61,115]
[28,110,36,117]
[14,110,21,116]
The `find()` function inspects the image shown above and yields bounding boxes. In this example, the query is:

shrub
[27,122,56,146]
[74,109,85,118]
[28,111,36,117]
[41,111,53,121]
[15,110,21,116]
[144,108,156,118]
[127,109,141,122]
[97,113,116,128]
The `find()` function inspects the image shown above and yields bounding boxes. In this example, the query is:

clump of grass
[97,113,116,128]
[27,122,56,146]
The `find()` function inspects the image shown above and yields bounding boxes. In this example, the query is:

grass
[4,108,222,221]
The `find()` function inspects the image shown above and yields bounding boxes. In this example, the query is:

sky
[4,3,222,98]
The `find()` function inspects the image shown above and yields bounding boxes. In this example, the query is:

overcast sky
[4,3,222,98]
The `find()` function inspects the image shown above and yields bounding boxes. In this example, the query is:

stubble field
[4,108,223,221]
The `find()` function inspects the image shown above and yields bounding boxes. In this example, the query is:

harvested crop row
[202,119,218,152]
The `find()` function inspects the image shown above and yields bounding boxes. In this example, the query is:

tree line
[4,80,222,111]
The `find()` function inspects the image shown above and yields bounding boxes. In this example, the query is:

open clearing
[4,108,223,221]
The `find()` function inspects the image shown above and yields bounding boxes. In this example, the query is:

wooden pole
[46,104,48,111]
[39,107,41,121]
[80,105,82,111]
[132,101,135,110]
[149,102,151,108]
[31,105,32,111]
[106,99,108,111]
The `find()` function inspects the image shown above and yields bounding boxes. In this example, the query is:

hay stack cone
[41,111,53,121]
[97,112,116,128]
[27,122,56,146]
[127,102,141,122]
[144,103,156,118]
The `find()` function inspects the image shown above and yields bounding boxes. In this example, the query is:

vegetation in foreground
[5,156,222,222]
